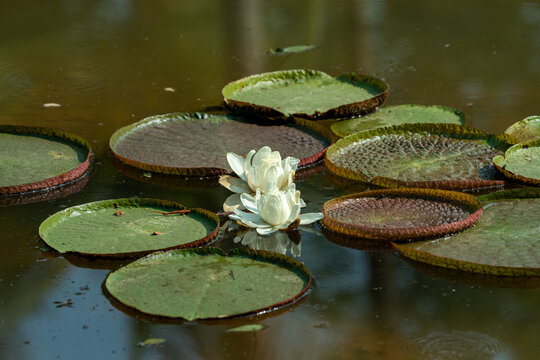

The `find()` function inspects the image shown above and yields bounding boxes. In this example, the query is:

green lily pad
[493,140,540,186]
[331,104,466,137]
[0,125,92,195]
[503,115,540,143]
[266,45,317,55]
[322,188,482,241]
[39,198,219,258]
[104,247,311,320]
[325,123,512,190]
[222,70,388,120]
[394,188,540,277]
[109,112,329,176]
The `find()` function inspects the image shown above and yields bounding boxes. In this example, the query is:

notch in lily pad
[104,247,312,321]
[222,70,388,120]
[39,198,219,258]
[322,188,482,241]
[0,125,92,196]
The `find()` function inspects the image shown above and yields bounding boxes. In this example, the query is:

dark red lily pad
[109,113,329,177]
[0,125,92,195]
[322,188,482,241]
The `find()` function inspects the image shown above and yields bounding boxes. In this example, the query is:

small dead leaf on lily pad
[137,338,165,347]
[227,324,267,332]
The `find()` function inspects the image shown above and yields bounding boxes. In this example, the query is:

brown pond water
[1,0,540,359]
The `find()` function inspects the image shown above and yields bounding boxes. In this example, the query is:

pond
[1,0,539,358]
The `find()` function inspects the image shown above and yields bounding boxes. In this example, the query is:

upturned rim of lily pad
[330,104,467,138]
[222,69,389,120]
[493,139,540,186]
[503,115,540,143]
[39,198,220,258]
[393,188,540,277]
[103,247,312,321]
[109,112,330,177]
[322,188,482,241]
[0,125,93,195]
[324,123,514,190]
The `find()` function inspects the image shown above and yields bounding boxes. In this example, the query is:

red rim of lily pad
[38,198,220,258]
[324,123,513,191]
[103,247,312,321]
[322,188,483,241]
[0,125,93,195]
[222,70,389,120]
[109,112,330,177]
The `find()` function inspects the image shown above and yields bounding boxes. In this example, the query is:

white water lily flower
[219,146,301,211]
[229,183,323,235]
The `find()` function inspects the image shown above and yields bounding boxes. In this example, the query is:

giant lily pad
[104,247,311,320]
[109,113,329,176]
[394,188,540,276]
[222,70,388,120]
[331,104,466,137]
[0,125,92,195]
[322,189,482,241]
[493,140,540,186]
[39,198,219,258]
[503,115,540,143]
[325,124,512,190]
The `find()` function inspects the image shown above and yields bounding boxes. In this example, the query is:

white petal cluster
[222,146,323,235]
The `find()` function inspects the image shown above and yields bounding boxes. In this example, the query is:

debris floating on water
[43,103,61,108]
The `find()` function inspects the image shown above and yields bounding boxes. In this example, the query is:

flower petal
[299,212,323,225]
[227,153,246,180]
[240,193,258,213]
[223,193,243,211]
[256,226,278,235]
[231,209,268,228]
[219,175,250,193]
[252,146,272,165]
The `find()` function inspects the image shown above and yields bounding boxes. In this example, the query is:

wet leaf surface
[39,198,219,258]
[331,104,465,137]
[104,248,311,321]
[222,70,388,119]
[493,140,540,186]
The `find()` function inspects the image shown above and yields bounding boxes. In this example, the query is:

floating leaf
[394,188,540,276]
[325,123,512,190]
[227,324,267,332]
[493,140,540,186]
[322,189,482,241]
[0,125,92,195]
[266,45,317,55]
[137,338,165,347]
[331,104,466,137]
[104,248,311,320]
[39,198,219,258]
[109,112,329,176]
[222,70,388,120]
[503,115,540,143]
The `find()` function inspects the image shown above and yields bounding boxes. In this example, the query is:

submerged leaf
[266,45,317,55]
[222,70,388,120]
[137,338,165,347]
[227,324,267,332]
[104,248,311,320]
